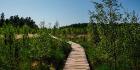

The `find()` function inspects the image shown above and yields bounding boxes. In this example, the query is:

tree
[130,10,139,24]
[103,0,122,24]
[52,21,59,36]
[123,11,130,23]
[89,0,124,69]
[90,0,122,24]
[40,21,45,28]
[0,12,5,26]
[0,13,38,28]
[87,16,99,47]
[88,0,140,70]
[54,21,59,28]
[48,22,52,28]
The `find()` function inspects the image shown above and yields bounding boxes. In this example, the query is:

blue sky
[0,0,140,26]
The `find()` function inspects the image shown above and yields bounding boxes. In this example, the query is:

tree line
[0,12,38,28]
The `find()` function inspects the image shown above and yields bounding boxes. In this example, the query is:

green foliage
[56,22,140,70]
[83,0,140,70]
[0,24,71,70]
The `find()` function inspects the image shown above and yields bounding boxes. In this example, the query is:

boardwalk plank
[63,41,90,70]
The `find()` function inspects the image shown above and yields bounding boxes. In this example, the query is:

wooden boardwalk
[1,34,90,69]
[63,41,90,70]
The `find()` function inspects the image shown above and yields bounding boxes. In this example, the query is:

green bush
[0,24,71,70]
